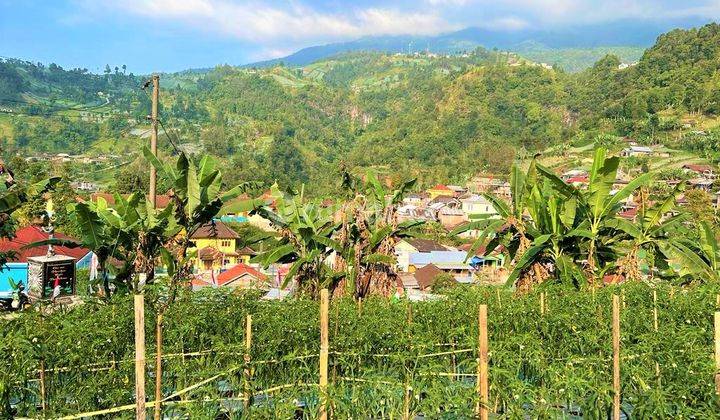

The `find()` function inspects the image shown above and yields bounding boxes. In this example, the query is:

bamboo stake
[404,303,413,420]
[153,313,163,420]
[39,359,46,411]
[715,311,720,398]
[652,290,658,332]
[332,302,340,383]
[612,295,621,420]
[496,288,501,309]
[540,292,546,316]
[244,315,253,410]
[653,290,660,387]
[476,304,489,420]
[134,293,146,420]
[319,289,329,420]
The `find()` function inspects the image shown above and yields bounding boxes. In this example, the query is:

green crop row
[2,282,720,418]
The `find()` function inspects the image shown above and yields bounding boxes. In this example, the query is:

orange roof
[216,263,267,286]
[430,184,452,191]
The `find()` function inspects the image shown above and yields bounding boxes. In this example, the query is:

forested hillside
[2,23,720,195]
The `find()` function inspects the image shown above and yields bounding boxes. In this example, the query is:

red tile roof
[430,184,452,191]
[566,176,589,184]
[683,164,713,173]
[618,207,638,220]
[216,263,267,286]
[190,221,240,239]
[0,226,90,263]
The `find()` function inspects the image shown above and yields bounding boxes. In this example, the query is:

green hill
[2,24,720,196]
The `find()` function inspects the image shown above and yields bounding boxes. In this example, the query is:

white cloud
[90,0,456,43]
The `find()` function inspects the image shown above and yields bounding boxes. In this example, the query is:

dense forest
[1,24,720,195]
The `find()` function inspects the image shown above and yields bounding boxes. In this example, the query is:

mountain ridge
[246,17,713,69]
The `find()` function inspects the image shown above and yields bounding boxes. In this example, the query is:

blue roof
[409,251,470,267]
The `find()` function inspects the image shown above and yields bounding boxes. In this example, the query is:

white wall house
[460,194,498,217]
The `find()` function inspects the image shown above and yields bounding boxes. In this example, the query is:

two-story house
[189,221,247,272]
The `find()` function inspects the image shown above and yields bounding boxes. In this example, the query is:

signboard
[27,255,76,300]
[43,259,75,298]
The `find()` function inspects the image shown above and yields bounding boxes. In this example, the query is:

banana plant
[504,179,591,288]
[660,221,720,283]
[336,169,423,298]
[250,184,341,298]
[606,185,688,280]
[452,159,543,284]
[28,192,175,296]
[536,148,653,277]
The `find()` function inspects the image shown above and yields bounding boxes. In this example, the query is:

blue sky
[1,0,719,74]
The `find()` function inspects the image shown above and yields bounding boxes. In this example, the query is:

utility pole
[149,74,159,209]
[135,74,158,420]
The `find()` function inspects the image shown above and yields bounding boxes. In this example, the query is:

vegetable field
[2,282,720,419]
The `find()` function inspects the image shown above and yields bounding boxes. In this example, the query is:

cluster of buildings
[398,179,509,232]
[559,162,719,219]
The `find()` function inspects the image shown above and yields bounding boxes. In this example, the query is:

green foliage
[2,283,719,418]
[430,272,456,292]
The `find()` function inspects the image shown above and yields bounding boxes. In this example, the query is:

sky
[1,0,720,74]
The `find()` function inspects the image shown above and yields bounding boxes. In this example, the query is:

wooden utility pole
[319,289,329,420]
[149,74,159,209]
[476,305,489,420]
[612,295,621,420]
[148,74,161,420]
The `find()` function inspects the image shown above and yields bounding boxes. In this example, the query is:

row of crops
[2,282,720,418]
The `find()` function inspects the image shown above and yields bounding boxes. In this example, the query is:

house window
[221,240,231,247]
[223,258,231,266]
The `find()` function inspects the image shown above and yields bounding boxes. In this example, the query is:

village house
[561,169,588,181]
[397,263,447,291]
[395,238,451,272]
[620,145,653,157]
[191,263,268,290]
[688,178,714,192]
[408,251,475,283]
[188,221,246,272]
[70,181,99,192]
[437,206,467,230]
[427,184,455,199]
[683,164,715,179]
[397,204,423,222]
[402,193,427,206]
[459,194,498,218]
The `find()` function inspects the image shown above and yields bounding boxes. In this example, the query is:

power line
[158,119,181,154]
